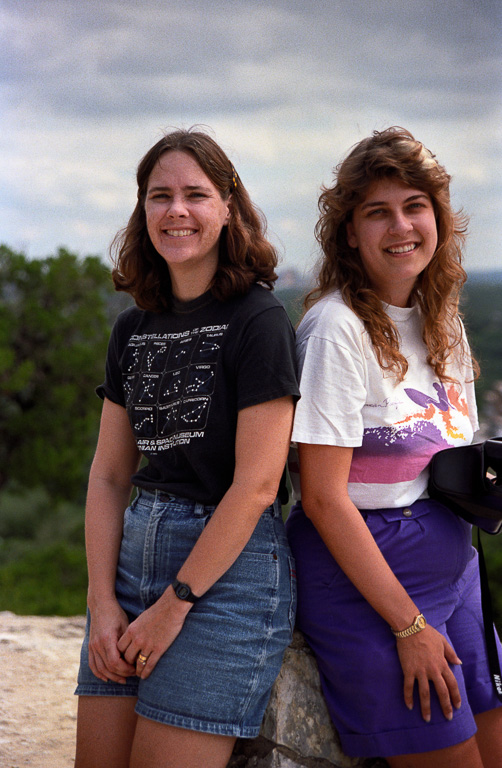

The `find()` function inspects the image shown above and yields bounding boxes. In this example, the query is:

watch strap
[392,613,427,639]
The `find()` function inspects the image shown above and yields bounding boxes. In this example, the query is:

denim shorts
[76,489,296,737]
[286,498,502,758]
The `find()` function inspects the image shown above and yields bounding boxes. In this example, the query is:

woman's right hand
[87,599,137,684]
[396,625,463,722]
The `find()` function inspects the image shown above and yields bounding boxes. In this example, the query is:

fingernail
[446,712,453,721]
[455,701,461,709]
[424,714,431,723]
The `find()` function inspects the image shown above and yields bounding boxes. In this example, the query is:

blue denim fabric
[76,489,296,737]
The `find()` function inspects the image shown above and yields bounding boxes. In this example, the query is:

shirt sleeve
[234,305,300,410]
[95,315,127,406]
[292,333,367,446]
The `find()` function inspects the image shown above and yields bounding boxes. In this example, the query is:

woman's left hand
[117,587,192,679]
[396,625,462,722]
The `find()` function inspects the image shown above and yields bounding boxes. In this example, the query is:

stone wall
[229,631,389,768]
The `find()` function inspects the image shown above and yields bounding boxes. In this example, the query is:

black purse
[428,437,502,701]
[428,437,502,534]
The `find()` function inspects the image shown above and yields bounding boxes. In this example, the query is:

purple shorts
[285,498,502,758]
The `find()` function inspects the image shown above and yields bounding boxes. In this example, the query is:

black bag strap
[476,528,502,702]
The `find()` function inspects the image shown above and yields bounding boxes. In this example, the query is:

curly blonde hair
[308,126,478,382]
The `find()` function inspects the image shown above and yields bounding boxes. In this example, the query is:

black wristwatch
[172,578,199,603]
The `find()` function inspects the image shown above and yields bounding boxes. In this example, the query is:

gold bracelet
[391,613,427,639]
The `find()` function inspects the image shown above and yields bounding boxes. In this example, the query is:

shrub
[0,542,87,615]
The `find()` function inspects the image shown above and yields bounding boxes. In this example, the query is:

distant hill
[466,270,502,284]
[276,276,502,403]
[277,267,502,288]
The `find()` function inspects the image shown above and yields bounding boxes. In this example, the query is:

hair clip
[230,165,238,190]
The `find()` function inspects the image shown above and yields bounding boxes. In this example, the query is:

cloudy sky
[1,0,501,278]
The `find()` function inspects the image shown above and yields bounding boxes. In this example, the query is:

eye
[149,193,170,201]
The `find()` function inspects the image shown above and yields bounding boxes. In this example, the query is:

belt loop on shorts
[271,497,282,518]
[151,488,160,510]
[194,501,207,517]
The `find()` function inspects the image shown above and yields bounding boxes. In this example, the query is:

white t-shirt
[290,290,478,510]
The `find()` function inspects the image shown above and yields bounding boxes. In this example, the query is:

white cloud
[0,0,501,271]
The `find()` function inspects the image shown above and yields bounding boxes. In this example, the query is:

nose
[388,210,413,236]
[166,194,189,218]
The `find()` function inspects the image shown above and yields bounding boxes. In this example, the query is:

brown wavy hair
[111,128,278,311]
[308,126,478,382]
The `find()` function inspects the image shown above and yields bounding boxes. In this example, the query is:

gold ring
[137,653,148,665]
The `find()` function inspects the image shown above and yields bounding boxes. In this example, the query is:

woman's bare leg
[130,716,236,768]
[386,734,484,768]
[74,696,138,768]
[474,706,502,768]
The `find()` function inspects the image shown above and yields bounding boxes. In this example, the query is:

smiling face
[346,177,438,307]
[145,150,231,298]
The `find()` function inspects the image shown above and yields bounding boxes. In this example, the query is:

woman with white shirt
[286,127,502,768]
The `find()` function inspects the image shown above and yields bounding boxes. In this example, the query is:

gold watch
[392,613,427,639]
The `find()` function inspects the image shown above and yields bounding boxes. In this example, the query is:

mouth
[163,229,197,237]
[386,243,419,255]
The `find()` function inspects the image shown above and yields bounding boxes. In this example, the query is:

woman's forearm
[84,473,134,607]
[305,494,420,631]
[175,481,276,597]
[84,399,141,607]
[176,396,294,598]
[299,442,420,631]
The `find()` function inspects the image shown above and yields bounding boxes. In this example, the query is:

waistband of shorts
[134,488,283,518]
[358,498,439,521]
[134,488,216,516]
[292,498,437,523]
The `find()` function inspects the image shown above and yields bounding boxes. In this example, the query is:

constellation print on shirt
[171,338,196,367]
[136,375,161,403]
[122,327,228,451]
[186,366,216,395]
[123,376,135,404]
[180,397,210,428]
[160,369,188,403]
[145,343,171,372]
[123,344,143,373]
[131,408,155,438]
[200,340,220,354]
[158,402,180,434]
[191,332,224,364]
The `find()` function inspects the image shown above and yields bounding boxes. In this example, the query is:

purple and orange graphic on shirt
[349,382,471,484]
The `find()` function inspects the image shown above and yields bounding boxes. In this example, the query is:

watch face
[176,584,190,599]
[417,615,426,629]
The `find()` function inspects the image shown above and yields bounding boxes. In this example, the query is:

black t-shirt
[97,285,300,504]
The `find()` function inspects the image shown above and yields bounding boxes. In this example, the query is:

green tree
[0,245,113,500]
[461,282,502,400]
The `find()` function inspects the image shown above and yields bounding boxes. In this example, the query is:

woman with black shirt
[74,129,299,768]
